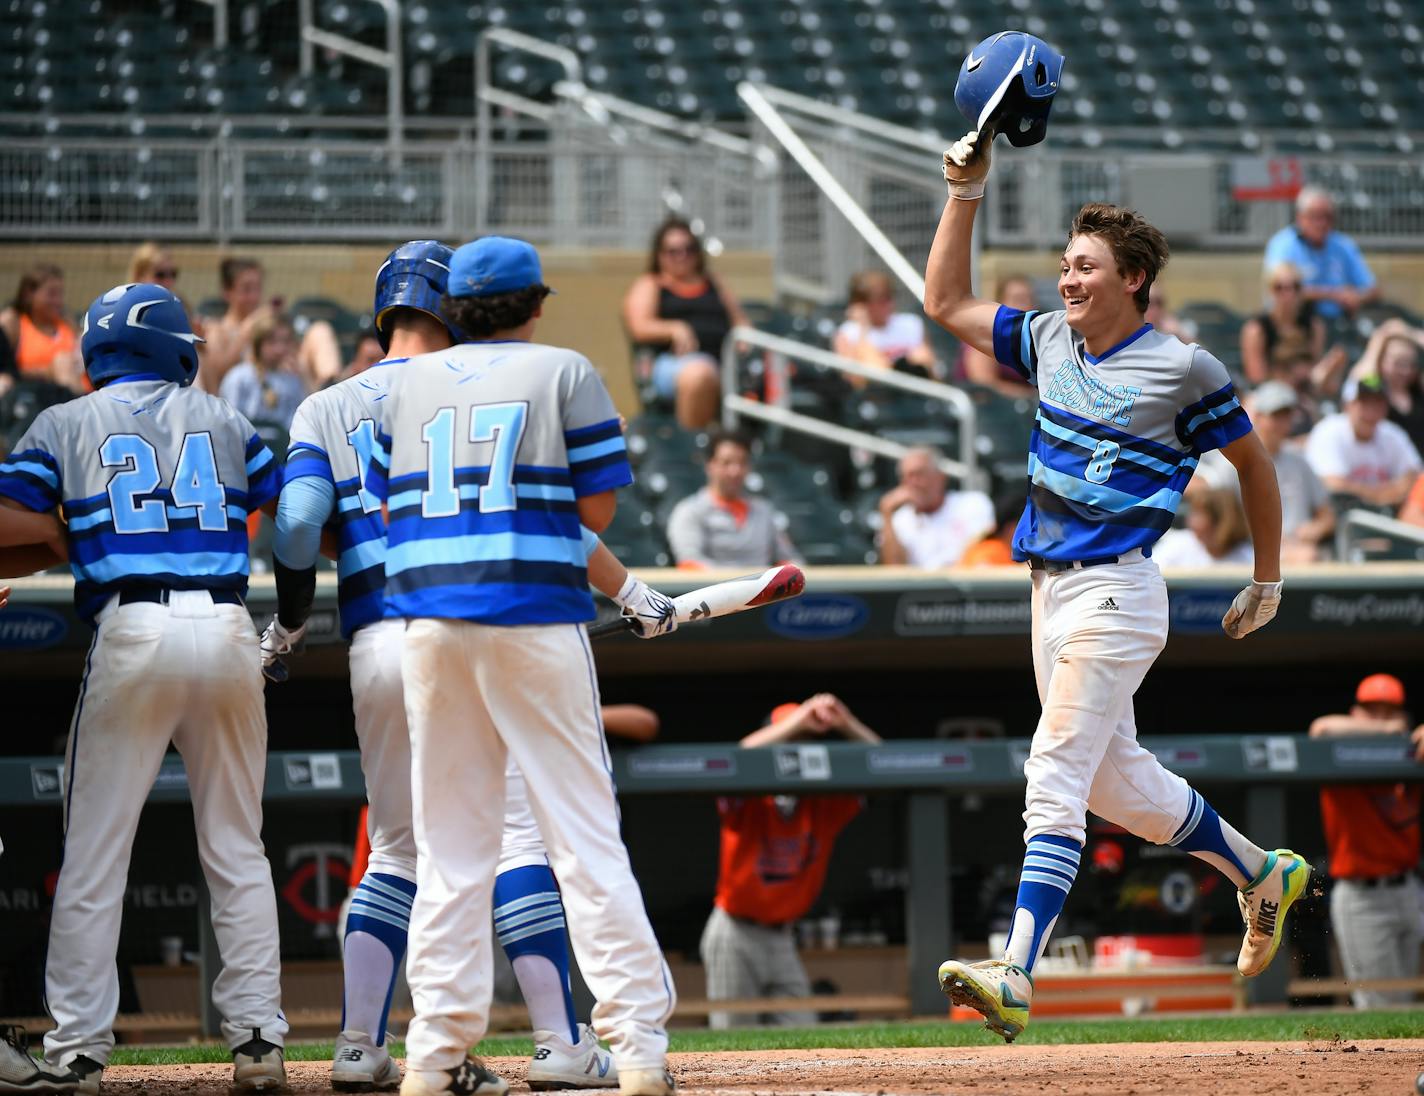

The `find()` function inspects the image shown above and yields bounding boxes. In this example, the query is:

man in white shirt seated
[1192,381,1336,563]
[876,447,995,567]
[1305,374,1422,509]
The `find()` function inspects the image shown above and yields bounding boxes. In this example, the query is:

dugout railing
[1,734,1418,1025]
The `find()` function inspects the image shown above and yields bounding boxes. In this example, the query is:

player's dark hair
[10,262,63,317]
[705,427,751,461]
[219,257,262,290]
[441,286,550,339]
[648,217,706,276]
[1068,203,1169,313]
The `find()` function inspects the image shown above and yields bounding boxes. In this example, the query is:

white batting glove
[1221,580,1282,640]
[943,125,994,200]
[259,615,307,681]
[612,575,677,639]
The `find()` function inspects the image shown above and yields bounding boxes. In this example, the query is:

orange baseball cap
[1356,673,1405,706]
[770,702,801,725]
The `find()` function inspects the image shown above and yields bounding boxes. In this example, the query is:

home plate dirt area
[91,1040,1424,1095]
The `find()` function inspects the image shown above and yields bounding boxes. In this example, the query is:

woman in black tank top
[1241,261,1343,390]
[622,217,748,430]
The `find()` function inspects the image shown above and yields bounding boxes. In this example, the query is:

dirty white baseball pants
[44,592,287,1068]
[401,619,674,1073]
[1024,554,1194,847]
[349,618,417,882]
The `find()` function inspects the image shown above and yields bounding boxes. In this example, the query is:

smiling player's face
[1059,234,1140,345]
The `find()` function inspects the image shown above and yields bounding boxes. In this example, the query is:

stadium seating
[6,0,1424,153]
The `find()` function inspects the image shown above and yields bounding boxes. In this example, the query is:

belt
[1340,871,1413,889]
[118,587,244,607]
[1027,547,1146,573]
[723,909,790,931]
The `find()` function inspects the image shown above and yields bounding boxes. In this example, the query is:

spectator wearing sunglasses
[623,217,749,431]
[1263,187,1379,322]
[128,241,202,339]
[1241,261,1348,397]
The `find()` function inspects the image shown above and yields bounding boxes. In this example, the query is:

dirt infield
[92,1040,1424,1094]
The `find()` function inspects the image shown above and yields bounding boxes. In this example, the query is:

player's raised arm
[923,129,1002,358]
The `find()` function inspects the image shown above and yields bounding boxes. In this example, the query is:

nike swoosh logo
[966,52,985,71]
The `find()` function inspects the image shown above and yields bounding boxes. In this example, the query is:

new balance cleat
[617,1067,675,1096]
[333,1030,401,1091]
[938,958,1034,1043]
[232,1030,286,1092]
[399,1056,508,1096]
[1237,849,1311,977]
[528,1025,617,1090]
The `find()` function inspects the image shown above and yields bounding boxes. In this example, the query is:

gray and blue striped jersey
[0,379,277,622]
[993,308,1251,561]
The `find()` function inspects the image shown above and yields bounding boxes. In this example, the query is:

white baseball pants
[401,620,674,1073]
[349,618,417,882]
[44,592,287,1067]
[1024,555,1193,847]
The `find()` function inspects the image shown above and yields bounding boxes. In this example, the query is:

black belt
[1027,554,1127,574]
[119,587,244,607]
[1340,872,1413,889]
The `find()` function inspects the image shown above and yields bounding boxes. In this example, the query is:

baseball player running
[0,284,288,1092]
[361,236,675,1096]
[923,32,1308,1043]
[264,241,676,1094]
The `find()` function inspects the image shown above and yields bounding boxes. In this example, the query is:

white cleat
[1237,849,1312,977]
[399,1056,508,1096]
[528,1025,618,1090]
[617,1066,676,1096]
[938,958,1034,1043]
[333,1030,401,1091]
[0,1026,86,1093]
[232,1031,286,1092]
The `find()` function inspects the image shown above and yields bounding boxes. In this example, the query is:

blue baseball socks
[494,864,578,1044]
[342,871,416,1043]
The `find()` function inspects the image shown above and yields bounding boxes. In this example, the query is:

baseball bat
[588,564,806,639]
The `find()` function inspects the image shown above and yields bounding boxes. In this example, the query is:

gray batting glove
[612,575,677,639]
[943,124,994,200]
[260,615,307,681]
[1221,580,1282,639]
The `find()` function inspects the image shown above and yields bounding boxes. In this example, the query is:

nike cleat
[938,958,1033,1043]
[1237,849,1311,977]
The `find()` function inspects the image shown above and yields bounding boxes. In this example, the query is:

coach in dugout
[1263,187,1379,323]
[700,695,880,1029]
[1308,674,1424,1008]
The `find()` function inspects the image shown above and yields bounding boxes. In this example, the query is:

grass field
[107,1011,1424,1066]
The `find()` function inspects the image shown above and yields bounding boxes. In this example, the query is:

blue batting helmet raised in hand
[373,239,456,350]
[954,31,1065,148]
[81,283,203,389]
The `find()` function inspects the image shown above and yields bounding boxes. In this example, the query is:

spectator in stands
[622,218,749,430]
[1263,187,1379,323]
[1151,488,1253,568]
[1192,383,1336,562]
[0,323,16,402]
[876,447,995,568]
[957,274,1037,398]
[701,694,880,1029]
[1143,283,1192,342]
[201,256,341,394]
[1305,374,1422,508]
[1346,318,1424,454]
[0,263,83,394]
[217,312,307,432]
[127,241,180,292]
[1240,261,1348,393]
[339,328,385,382]
[959,491,1026,568]
[667,429,800,568]
[1308,673,1422,1009]
[832,271,937,382]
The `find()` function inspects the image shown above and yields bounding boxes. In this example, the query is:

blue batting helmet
[954,32,1065,148]
[373,239,456,350]
[81,283,203,389]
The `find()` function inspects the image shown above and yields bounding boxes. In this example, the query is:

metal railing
[1337,508,1424,562]
[297,0,403,151]
[720,326,981,489]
